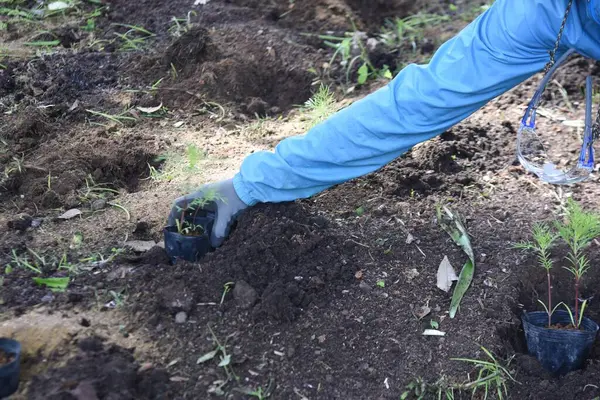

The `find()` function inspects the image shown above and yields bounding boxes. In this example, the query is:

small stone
[233,280,258,309]
[309,276,325,289]
[175,311,187,324]
[91,199,107,211]
[359,281,372,292]
[287,346,296,358]
[41,294,54,303]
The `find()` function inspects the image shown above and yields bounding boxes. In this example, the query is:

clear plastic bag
[517,49,596,184]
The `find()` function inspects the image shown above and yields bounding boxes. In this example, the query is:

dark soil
[2,0,600,399]
[27,337,176,400]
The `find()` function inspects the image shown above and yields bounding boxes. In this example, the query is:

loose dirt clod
[27,337,174,400]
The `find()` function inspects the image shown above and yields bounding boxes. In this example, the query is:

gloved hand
[167,178,248,247]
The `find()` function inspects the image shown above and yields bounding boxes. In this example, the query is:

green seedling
[376,280,385,288]
[315,21,392,86]
[78,175,119,203]
[79,248,123,266]
[81,17,95,31]
[452,346,516,400]
[24,40,60,47]
[400,378,428,400]
[197,325,237,380]
[436,204,475,318]
[6,249,42,274]
[168,11,196,37]
[4,155,24,178]
[86,109,136,126]
[174,189,224,236]
[57,253,79,275]
[109,201,130,221]
[234,381,274,400]
[186,144,204,170]
[109,289,126,307]
[554,199,600,327]
[112,23,155,51]
[515,223,558,326]
[170,62,178,79]
[380,13,449,50]
[220,282,234,305]
[302,83,337,128]
[516,199,600,328]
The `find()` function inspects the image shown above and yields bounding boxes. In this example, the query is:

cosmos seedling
[175,189,224,236]
[554,199,600,327]
[515,222,559,326]
[516,199,600,328]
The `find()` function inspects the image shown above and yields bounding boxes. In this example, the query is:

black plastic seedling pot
[0,338,21,398]
[522,310,599,376]
[164,214,215,263]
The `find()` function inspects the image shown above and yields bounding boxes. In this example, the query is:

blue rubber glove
[231,0,600,206]
[168,179,247,247]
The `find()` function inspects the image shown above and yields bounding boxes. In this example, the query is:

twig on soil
[415,244,426,258]
[293,389,309,400]
[348,238,370,248]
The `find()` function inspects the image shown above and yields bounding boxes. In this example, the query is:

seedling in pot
[173,191,220,237]
[514,222,558,326]
[517,199,600,375]
[164,189,224,263]
[0,338,21,398]
[518,199,600,329]
[554,199,600,328]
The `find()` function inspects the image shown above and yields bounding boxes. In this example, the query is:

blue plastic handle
[521,49,577,128]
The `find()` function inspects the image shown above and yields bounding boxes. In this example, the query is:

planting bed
[2,0,600,399]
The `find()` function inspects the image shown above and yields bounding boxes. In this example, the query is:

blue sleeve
[232,0,593,206]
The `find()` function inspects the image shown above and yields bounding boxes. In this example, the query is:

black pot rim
[0,338,21,370]
[163,225,210,239]
[522,310,600,334]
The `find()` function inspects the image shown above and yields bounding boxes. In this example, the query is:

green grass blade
[24,40,60,46]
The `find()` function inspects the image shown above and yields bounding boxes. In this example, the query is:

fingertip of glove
[210,235,225,248]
